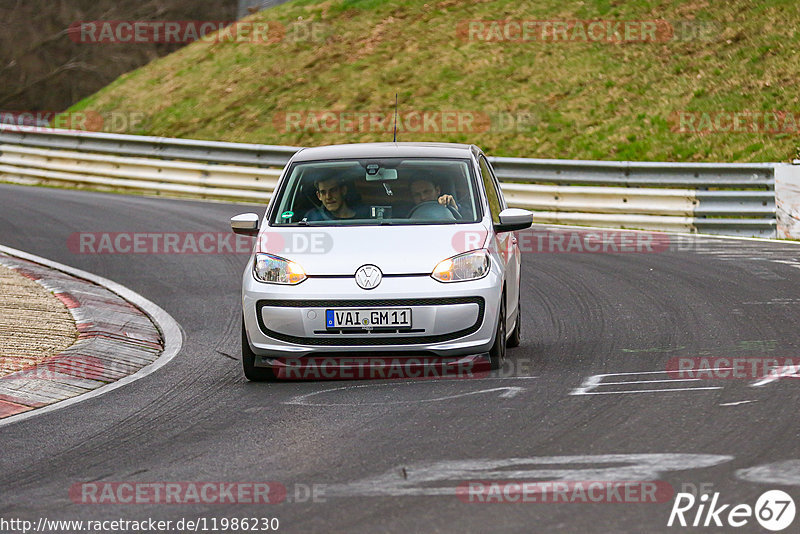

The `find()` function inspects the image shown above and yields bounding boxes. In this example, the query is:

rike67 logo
[668,490,796,531]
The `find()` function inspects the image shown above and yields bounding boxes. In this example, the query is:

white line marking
[497,387,524,398]
[0,244,183,429]
[577,367,733,379]
[750,363,800,387]
[571,367,733,396]
[737,460,800,486]
[575,387,722,395]
[600,378,703,385]
[283,381,530,406]
[326,454,735,498]
[751,375,777,387]
[719,400,757,406]
[571,374,604,395]
[772,260,800,268]
[474,376,539,380]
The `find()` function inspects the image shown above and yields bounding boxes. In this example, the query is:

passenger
[304,177,368,221]
[409,178,461,218]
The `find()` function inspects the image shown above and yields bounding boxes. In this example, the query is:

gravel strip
[0,264,77,377]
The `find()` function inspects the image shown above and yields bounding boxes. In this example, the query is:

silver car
[231,142,532,380]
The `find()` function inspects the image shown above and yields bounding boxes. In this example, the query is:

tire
[507,300,521,348]
[242,319,276,381]
[488,295,507,370]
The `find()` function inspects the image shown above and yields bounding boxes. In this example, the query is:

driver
[304,177,368,221]
[409,178,461,218]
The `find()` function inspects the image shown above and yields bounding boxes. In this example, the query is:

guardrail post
[775,161,800,239]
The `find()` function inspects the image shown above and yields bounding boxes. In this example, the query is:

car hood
[256,223,491,275]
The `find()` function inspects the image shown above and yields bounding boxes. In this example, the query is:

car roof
[291,142,478,162]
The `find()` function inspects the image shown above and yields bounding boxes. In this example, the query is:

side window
[479,156,502,223]
[486,158,507,210]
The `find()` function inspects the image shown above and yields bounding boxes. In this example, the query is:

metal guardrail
[488,157,777,237]
[0,144,279,202]
[489,157,776,188]
[0,125,782,237]
[0,126,298,167]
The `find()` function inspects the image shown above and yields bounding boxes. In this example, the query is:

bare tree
[0,0,237,112]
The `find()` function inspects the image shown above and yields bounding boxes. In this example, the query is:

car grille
[256,297,484,346]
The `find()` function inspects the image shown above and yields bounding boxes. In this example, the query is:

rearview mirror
[231,213,260,236]
[366,168,398,181]
[494,208,533,233]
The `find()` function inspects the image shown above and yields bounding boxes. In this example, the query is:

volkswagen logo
[354,264,382,290]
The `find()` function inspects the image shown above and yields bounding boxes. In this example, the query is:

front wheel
[242,319,276,381]
[488,296,507,370]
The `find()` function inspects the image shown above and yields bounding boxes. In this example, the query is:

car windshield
[268,158,481,226]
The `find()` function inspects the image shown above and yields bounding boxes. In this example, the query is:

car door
[478,154,519,330]
[487,157,521,324]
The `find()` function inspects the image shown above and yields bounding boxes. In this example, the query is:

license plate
[326,308,412,329]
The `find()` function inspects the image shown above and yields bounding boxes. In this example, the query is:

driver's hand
[437,194,456,208]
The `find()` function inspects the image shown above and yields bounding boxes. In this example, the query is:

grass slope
[70,0,800,161]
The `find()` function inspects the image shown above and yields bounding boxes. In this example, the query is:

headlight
[431,249,490,283]
[253,253,306,284]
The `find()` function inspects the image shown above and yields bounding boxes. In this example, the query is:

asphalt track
[1,183,799,533]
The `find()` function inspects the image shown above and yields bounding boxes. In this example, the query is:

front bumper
[242,264,502,364]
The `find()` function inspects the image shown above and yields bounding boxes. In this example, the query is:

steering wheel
[407,201,457,221]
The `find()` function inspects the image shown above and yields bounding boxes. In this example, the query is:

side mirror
[494,208,533,233]
[231,213,260,236]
